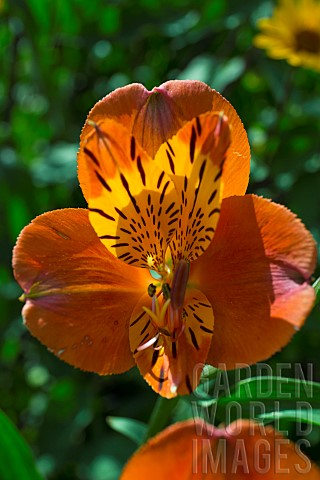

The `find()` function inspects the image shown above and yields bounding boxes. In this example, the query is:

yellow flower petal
[156,111,231,264]
[254,0,320,72]
[78,118,179,270]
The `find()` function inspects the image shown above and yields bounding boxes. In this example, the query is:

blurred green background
[1,0,320,478]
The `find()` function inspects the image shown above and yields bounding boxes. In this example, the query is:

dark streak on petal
[89,208,115,222]
[120,173,141,214]
[208,189,217,205]
[140,319,151,335]
[165,202,175,214]
[190,125,196,164]
[115,207,127,220]
[130,136,136,160]
[157,171,165,189]
[166,141,175,156]
[166,150,175,175]
[84,147,100,167]
[193,313,204,324]
[189,327,200,351]
[137,155,146,186]
[99,234,120,240]
[130,311,146,327]
[198,302,212,308]
[196,116,202,136]
[200,325,214,334]
[160,181,170,205]
[208,208,220,218]
[95,170,112,192]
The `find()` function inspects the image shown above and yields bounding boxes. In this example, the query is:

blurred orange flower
[13,81,316,398]
[120,419,320,479]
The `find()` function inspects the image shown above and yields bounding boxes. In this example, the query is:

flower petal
[155,111,231,264]
[12,208,149,374]
[191,194,317,368]
[78,119,179,269]
[80,80,250,197]
[80,81,215,160]
[129,290,214,398]
[211,91,250,199]
[120,419,320,479]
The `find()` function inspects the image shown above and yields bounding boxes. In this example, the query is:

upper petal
[80,80,250,198]
[155,111,231,264]
[78,119,178,269]
[120,419,320,479]
[12,208,150,374]
[191,194,317,368]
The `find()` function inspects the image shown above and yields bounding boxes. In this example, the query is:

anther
[148,283,157,297]
[162,283,171,300]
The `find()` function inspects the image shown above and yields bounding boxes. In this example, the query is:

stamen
[143,305,159,324]
[142,296,171,330]
[162,282,171,300]
[153,295,160,318]
[148,283,157,297]
[137,333,160,352]
[159,298,171,326]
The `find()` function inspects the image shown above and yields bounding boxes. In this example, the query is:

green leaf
[210,57,246,92]
[106,417,147,446]
[258,409,320,427]
[215,377,320,424]
[313,277,320,306]
[0,410,44,480]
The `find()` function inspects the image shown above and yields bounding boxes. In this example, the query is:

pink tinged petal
[80,80,250,197]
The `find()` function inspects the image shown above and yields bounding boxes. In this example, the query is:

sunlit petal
[78,119,179,269]
[156,111,231,264]
[80,80,250,197]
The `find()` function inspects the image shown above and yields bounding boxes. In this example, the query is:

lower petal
[129,290,214,398]
[12,209,149,374]
[191,194,317,368]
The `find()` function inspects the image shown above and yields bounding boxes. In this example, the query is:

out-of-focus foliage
[1,0,319,478]
[0,409,44,480]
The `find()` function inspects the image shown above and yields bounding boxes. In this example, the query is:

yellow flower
[254,0,320,72]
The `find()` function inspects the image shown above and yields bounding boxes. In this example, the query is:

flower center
[295,29,320,54]
[142,259,190,344]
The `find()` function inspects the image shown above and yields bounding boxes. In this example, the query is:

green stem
[144,395,180,442]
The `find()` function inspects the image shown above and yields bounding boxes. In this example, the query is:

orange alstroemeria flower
[120,419,320,479]
[13,81,316,398]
